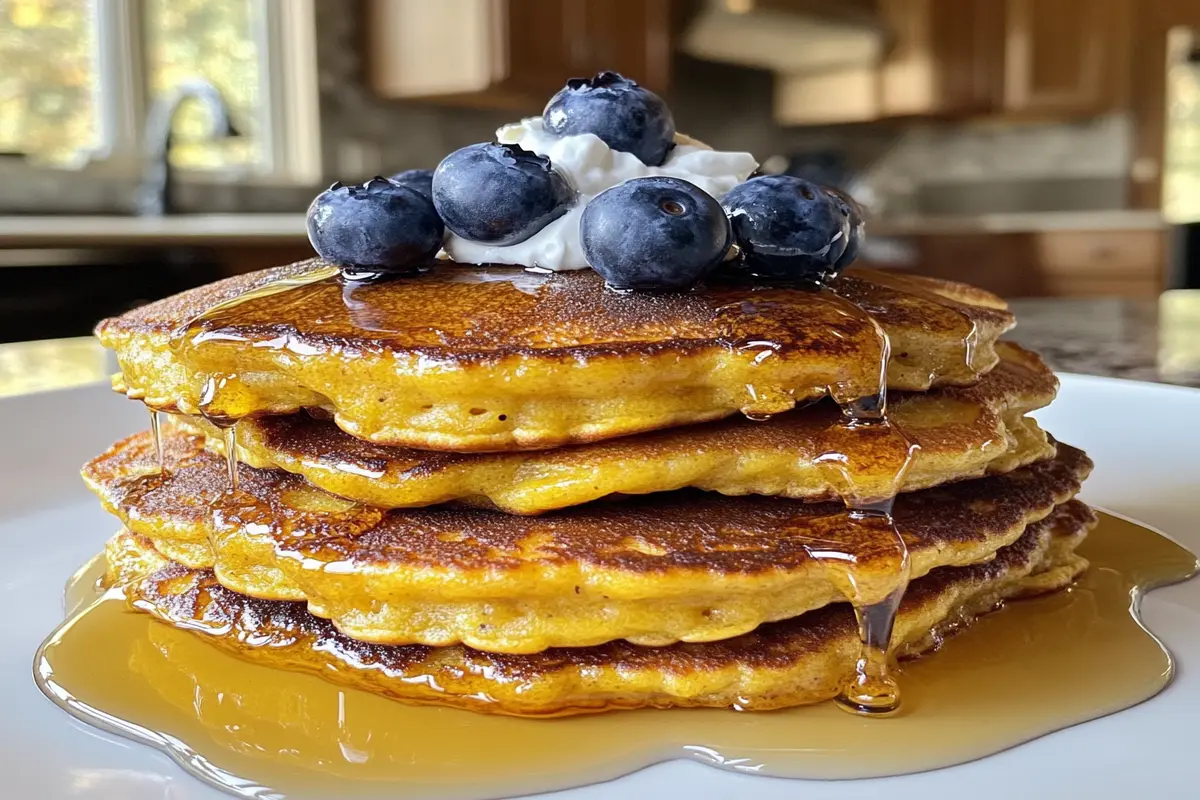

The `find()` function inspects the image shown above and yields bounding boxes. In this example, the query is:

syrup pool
[34,512,1196,800]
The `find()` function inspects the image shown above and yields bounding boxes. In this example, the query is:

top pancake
[98,260,1014,451]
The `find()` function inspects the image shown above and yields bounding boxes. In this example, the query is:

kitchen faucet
[135,79,240,216]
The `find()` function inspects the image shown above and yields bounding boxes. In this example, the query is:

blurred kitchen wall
[0,0,1151,219]
[1,1,792,215]
[5,0,1200,302]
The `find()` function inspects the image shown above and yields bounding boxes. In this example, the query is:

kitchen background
[1,0,1200,387]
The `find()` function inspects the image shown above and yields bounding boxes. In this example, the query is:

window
[0,0,318,182]
[1164,26,1200,224]
[0,0,100,166]
[144,0,263,170]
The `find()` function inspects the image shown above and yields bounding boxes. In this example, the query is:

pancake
[179,341,1056,514]
[83,430,1091,652]
[97,260,1015,451]
[111,501,1094,716]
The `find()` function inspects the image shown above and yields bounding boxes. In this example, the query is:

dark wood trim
[1129,0,1200,210]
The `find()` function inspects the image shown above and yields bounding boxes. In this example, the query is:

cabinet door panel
[878,0,1001,119]
[1003,0,1128,115]
[571,0,672,92]
[503,0,575,98]
[367,0,671,108]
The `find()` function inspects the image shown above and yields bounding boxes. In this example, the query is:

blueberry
[580,177,731,291]
[306,177,443,274]
[433,142,574,245]
[721,176,852,283]
[543,71,675,166]
[389,168,434,201]
[824,186,865,270]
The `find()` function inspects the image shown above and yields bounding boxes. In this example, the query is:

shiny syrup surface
[79,261,1047,795]
[34,513,1196,799]
[165,264,938,709]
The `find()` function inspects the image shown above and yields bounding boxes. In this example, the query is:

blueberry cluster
[306,71,863,290]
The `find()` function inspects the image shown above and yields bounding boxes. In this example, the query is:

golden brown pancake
[111,501,1093,716]
[178,342,1055,514]
[83,429,1091,652]
[97,260,1014,451]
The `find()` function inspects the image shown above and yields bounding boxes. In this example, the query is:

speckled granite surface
[1007,292,1200,387]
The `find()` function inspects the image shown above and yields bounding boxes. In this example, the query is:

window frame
[4,0,321,187]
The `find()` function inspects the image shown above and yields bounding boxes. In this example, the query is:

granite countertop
[1006,291,1200,387]
[2,293,1198,398]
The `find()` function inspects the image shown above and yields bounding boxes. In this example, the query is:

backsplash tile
[774,113,1134,216]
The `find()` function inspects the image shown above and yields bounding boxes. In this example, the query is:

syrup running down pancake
[83,428,1091,652]
[105,501,1093,716]
[97,261,1014,450]
[176,341,1056,514]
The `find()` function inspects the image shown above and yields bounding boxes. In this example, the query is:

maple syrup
[164,263,990,423]
[837,269,984,383]
[170,262,345,487]
[34,513,1196,797]
[148,410,165,474]
[62,551,106,617]
[811,284,919,714]
[173,265,925,715]
[159,264,986,716]
[175,264,340,506]
[221,426,239,490]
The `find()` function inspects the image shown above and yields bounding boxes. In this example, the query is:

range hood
[681,0,887,74]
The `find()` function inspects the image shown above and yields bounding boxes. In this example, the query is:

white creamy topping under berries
[443,118,758,271]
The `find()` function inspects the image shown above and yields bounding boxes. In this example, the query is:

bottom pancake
[107,501,1093,717]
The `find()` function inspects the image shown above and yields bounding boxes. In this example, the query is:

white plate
[2,375,1198,800]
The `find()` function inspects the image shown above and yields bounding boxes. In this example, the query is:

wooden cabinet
[366,0,671,111]
[1002,0,1131,116]
[775,67,880,125]
[879,0,1001,118]
[775,0,1131,125]
[775,0,1002,125]
[859,229,1165,298]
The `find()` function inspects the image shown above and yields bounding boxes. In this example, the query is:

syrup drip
[33,514,1198,797]
[165,264,959,716]
[148,410,165,474]
[725,282,919,714]
[828,503,913,715]
[852,269,982,378]
[728,287,891,421]
[193,375,244,493]
[222,425,239,491]
[840,543,910,716]
[171,263,344,494]
[816,285,917,715]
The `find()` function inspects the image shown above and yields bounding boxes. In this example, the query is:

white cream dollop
[443,118,758,271]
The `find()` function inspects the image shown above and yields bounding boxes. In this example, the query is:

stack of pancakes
[85,261,1094,716]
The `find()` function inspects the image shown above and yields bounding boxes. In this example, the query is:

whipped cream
[443,118,758,271]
